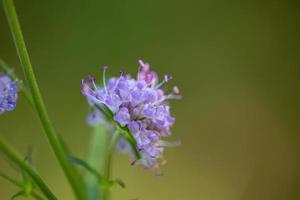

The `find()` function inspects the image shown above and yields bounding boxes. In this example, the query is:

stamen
[102,66,108,94]
[157,140,181,147]
[119,70,126,76]
[138,59,145,67]
[164,75,172,82]
[89,95,108,107]
[112,70,125,91]
[88,75,95,82]
[152,93,181,105]
[173,86,180,94]
[166,94,182,100]
[80,79,84,86]
[155,74,172,89]
[138,59,149,71]
[80,81,90,96]
[88,75,98,90]
[81,83,97,97]
[137,65,143,80]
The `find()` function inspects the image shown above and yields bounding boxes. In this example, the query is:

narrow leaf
[69,156,125,189]
[69,156,110,186]
[114,179,125,188]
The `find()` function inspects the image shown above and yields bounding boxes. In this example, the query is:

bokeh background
[0,0,300,199]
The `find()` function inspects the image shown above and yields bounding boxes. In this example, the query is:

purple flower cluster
[81,60,181,169]
[0,75,18,115]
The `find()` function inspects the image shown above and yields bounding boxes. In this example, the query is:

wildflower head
[0,74,18,115]
[81,60,181,169]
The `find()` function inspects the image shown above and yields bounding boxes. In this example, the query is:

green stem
[2,0,86,199]
[0,136,56,199]
[0,171,45,200]
[103,130,121,200]
[85,125,110,200]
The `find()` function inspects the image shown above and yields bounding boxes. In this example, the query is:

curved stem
[0,171,45,200]
[2,0,86,199]
[103,130,121,200]
[0,136,56,199]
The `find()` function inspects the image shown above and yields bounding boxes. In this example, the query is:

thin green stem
[103,130,121,200]
[85,125,110,200]
[0,136,56,199]
[0,171,45,200]
[2,0,86,199]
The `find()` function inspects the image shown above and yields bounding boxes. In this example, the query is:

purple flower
[81,60,181,169]
[86,109,105,126]
[128,121,140,135]
[116,136,133,156]
[0,75,18,115]
[114,107,131,127]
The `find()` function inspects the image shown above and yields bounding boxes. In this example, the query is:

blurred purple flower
[86,109,105,126]
[0,75,18,115]
[81,60,181,169]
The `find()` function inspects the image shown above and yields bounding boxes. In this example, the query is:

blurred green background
[0,0,300,199]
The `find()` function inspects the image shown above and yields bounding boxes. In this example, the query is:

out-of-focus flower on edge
[0,74,18,115]
[81,60,181,170]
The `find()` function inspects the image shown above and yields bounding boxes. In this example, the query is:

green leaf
[69,156,111,187]
[114,179,125,189]
[69,156,125,189]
